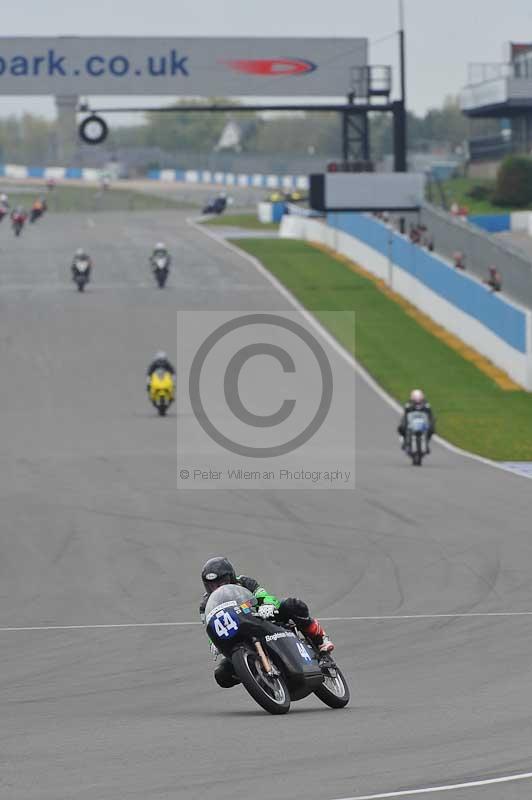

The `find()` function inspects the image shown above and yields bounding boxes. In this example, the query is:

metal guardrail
[405,203,532,310]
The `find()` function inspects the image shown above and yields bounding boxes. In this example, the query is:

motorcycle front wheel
[232,646,290,715]
[314,662,350,709]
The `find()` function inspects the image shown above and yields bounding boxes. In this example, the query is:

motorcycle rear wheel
[232,647,290,715]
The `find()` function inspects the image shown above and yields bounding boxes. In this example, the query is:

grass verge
[432,177,532,215]
[3,184,186,213]
[204,213,279,230]
[233,237,532,461]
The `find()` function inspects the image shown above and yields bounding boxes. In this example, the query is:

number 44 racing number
[213,609,240,639]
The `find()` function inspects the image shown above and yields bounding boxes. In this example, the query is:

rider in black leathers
[71,248,92,280]
[397,389,435,450]
[200,556,334,688]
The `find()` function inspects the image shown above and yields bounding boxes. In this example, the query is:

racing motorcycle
[404,410,430,466]
[72,259,91,292]
[148,368,175,416]
[205,585,350,715]
[202,194,227,215]
[30,204,46,223]
[11,211,27,237]
[150,254,169,288]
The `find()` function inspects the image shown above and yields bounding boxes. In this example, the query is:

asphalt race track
[1,208,532,800]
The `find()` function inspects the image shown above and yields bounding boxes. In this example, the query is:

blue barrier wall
[468,214,510,233]
[328,212,527,354]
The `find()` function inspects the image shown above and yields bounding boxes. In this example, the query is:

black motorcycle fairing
[206,592,324,697]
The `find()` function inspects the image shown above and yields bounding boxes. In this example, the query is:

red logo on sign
[222,58,316,76]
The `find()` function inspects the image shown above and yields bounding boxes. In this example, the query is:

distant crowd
[372,212,503,294]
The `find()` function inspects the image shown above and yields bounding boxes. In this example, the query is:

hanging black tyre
[231,646,290,715]
[314,663,350,709]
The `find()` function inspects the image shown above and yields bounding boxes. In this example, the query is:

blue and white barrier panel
[0,163,309,190]
[0,164,108,181]
[280,212,532,389]
[147,169,309,189]
[468,211,532,235]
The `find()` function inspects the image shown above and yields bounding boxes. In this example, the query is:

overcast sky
[1,0,530,120]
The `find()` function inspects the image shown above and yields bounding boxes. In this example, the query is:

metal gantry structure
[79,12,408,171]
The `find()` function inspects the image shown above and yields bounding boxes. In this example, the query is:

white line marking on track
[189,218,532,482]
[2,611,532,632]
[331,770,532,799]
[0,622,201,632]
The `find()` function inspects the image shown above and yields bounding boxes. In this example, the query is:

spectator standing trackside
[409,224,421,244]
[484,266,502,293]
[453,251,466,270]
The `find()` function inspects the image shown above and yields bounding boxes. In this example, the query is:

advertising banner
[0,37,367,96]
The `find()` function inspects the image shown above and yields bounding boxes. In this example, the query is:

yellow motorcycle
[148,369,175,416]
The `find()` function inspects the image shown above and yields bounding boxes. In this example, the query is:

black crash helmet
[201,556,237,594]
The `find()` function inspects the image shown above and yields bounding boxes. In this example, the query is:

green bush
[494,155,532,207]
[466,183,493,201]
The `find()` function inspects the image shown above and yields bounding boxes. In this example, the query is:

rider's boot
[301,618,335,653]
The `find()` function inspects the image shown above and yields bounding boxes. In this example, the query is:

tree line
[0,96,499,165]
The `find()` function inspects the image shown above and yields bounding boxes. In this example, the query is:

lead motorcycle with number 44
[205,585,350,715]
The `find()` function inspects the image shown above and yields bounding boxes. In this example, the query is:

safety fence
[146,168,309,190]
[0,162,310,191]
[415,203,532,310]
[280,211,532,390]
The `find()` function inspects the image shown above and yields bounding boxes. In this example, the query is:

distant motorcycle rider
[397,389,435,451]
[0,195,8,222]
[200,556,334,689]
[30,197,46,223]
[150,242,171,270]
[71,248,92,279]
[11,206,27,223]
[146,351,175,390]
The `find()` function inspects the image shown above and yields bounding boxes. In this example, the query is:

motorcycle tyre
[231,646,290,715]
[314,663,350,709]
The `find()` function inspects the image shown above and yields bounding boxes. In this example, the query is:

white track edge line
[189,218,532,482]
[331,770,532,799]
[3,610,532,632]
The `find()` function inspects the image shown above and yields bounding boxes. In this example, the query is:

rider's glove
[256,604,277,619]
[210,643,219,659]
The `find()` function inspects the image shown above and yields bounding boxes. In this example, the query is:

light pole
[393,0,408,172]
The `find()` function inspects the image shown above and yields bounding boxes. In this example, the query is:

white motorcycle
[405,410,430,466]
